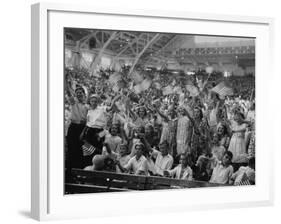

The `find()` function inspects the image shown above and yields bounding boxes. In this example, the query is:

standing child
[66,87,88,169]
[228,111,248,163]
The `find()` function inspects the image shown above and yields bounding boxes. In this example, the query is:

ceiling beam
[112,33,145,59]
[89,31,118,73]
[128,34,161,76]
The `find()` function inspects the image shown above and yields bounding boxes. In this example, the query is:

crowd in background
[65,65,255,186]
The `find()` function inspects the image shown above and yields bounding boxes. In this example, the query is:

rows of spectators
[65,66,255,186]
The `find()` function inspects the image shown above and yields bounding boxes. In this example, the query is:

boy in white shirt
[209,151,234,184]
[117,143,149,176]
[150,141,174,176]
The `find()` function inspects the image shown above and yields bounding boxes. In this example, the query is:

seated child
[116,142,131,173]
[116,142,149,176]
[150,141,174,176]
[209,151,234,184]
[163,153,193,180]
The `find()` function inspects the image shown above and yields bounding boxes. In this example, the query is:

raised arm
[153,106,169,123]
[106,94,122,112]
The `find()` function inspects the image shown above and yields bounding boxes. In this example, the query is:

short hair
[135,142,145,150]
[180,152,194,167]
[75,86,85,94]
[159,141,169,148]
[223,151,233,161]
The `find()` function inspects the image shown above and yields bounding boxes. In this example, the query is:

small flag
[237,173,251,186]
[82,142,96,156]
[211,82,233,97]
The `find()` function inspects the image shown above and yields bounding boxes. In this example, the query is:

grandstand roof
[65,28,255,70]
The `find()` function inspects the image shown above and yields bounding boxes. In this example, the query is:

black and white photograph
[64,28,256,194]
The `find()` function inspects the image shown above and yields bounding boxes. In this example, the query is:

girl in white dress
[228,111,248,163]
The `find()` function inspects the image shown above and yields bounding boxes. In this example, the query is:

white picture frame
[31,2,275,221]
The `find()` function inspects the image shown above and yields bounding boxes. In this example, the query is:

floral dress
[176,116,190,156]
[160,118,177,156]
[190,118,210,160]
[228,122,247,163]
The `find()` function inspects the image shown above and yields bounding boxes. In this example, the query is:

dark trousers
[82,127,105,167]
[66,123,85,169]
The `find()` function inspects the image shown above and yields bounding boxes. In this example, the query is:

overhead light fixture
[187,71,195,75]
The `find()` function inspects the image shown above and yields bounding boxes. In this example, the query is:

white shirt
[168,165,193,180]
[70,100,88,123]
[210,162,233,184]
[151,149,174,176]
[124,155,148,175]
[116,155,131,173]
[86,106,107,128]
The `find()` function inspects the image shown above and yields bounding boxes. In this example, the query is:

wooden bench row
[65,169,224,194]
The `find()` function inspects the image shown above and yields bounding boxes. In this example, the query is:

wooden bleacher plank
[65,183,128,193]
[71,169,146,190]
[145,176,223,190]
[72,169,146,183]
[66,169,226,194]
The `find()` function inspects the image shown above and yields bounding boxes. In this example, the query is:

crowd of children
[65,66,255,186]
